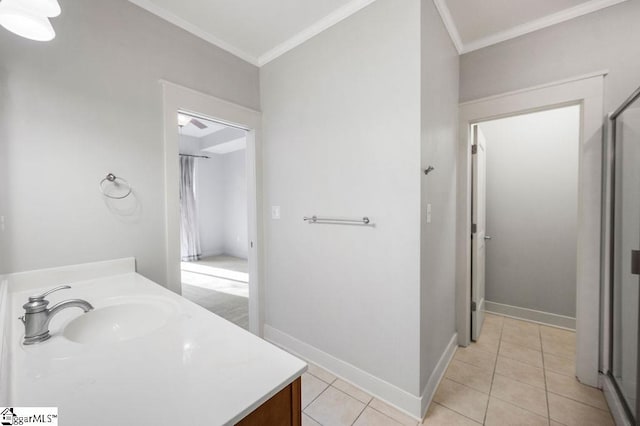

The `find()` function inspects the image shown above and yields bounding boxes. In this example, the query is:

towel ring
[100,173,132,199]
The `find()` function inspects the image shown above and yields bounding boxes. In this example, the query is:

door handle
[484,236,492,241]
[632,250,640,275]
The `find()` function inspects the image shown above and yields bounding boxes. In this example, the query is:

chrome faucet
[19,285,94,345]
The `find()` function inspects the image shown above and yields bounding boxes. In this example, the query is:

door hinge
[471,301,477,312]
[632,250,640,275]
[471,223,477,234]
[472,145,478,154]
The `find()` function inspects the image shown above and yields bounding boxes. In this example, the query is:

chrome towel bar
[303,216,371,225]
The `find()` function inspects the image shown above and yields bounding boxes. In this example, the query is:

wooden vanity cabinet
[236,377,301,426]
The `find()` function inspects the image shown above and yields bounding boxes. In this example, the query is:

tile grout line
[432,315,503,424]
[431,402,483,425]
[545,389,612,412]
[488,393,553,420]
[482,315,504,425]
[540,322,552,425]
[302,377,332,413]
[309,368,419,426]
[304,411,324,426]
[361,395,420,425]
[304,372,377,426]
[450,354,499,371]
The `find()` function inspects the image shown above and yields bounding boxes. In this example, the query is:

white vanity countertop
[6,268,306,425]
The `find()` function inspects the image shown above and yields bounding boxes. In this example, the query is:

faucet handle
[28,285,71,302]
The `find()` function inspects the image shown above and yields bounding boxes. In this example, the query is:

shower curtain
[180,156,201,262]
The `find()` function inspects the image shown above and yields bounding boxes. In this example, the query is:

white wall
[220,149,248,258]
[179,136,248,259]
[195,155,225,257]
[0,0,259,284]
[419,0,460,395]
[458,0,640,373]
[459,0,640,113]
[479,106,580,318]
[260,0,422,399]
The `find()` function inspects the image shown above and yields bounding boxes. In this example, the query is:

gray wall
[0,0,259,284]
[195,154,225,257]
[260,0,422,395]
[220,149,248,259]
[479,106,580,317]
[419,0,460,392]
[179,136,248,259]
[459,0,640,113]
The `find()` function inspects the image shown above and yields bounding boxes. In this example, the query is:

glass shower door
[611,89,640,422]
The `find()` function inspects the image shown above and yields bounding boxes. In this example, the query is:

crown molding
[258,0,378,66]
[461,0,629,54]
[133,0,626,66]
[129,0,378,67]
[432,0,463,54]
[128,0,259,65]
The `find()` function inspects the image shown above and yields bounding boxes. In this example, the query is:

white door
[471,125,487,341]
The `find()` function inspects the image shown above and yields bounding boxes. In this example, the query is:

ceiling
[435,0,628,53]
[127,0,375,65]
[179,114,227,138]
[178,113,248,155]
[128,0,627,64]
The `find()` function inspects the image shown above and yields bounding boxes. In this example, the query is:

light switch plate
[271,206,280,219]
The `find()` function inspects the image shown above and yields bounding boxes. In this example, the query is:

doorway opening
[177,111,251,330]
[470,105,581,341]
[457,74,605,387]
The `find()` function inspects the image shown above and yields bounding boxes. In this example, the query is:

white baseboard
[485,301,576,330]
[263,325,423,419]
[420,333,458,418]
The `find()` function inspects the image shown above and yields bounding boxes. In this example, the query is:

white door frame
[456,72,606,387]
[161,81,263,336]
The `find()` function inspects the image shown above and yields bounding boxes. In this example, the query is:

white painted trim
[600,113,614,373]
[460,70,609,106]
[258,0,377,65]
[264,324,423,419]
[485,301,576,330]
[457,75,604,387]
[161,80,264,337]
[461,0,629,54]
[601,374,633,426]
[419,333,458,418]
[127,0,259,65]
[128,0,380,67]
[0,280,10,406]
[431,0,463,54]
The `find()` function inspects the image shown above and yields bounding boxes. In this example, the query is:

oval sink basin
[63,297,177,344]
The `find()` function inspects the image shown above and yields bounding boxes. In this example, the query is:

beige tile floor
[424,314,614,425]
[300,314,614,426]
[301,363,422,426]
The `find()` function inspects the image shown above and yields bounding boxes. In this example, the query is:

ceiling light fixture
[22,0,61,17]
[0,0,60,42]
[177,113,191,127]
